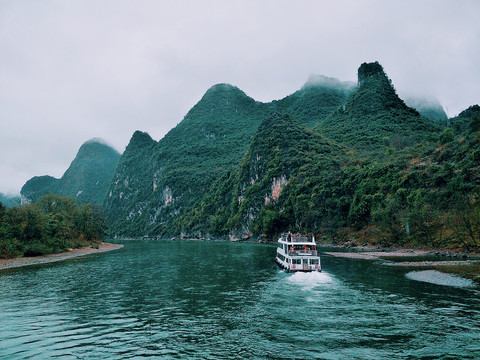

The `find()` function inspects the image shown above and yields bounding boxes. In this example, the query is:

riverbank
[0,242,124,271]
[324,248,480,284]
[323,248,480,264]
[323,249,429,260]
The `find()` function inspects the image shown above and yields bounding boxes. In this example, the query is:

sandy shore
[324,250,480,267]
[323,250,430,260]
[383,260,480,267]
[0,242,124,271]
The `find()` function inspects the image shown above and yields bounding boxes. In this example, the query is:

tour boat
[275,232,321,272]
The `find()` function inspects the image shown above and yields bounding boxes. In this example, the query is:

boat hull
[275,255,321,272]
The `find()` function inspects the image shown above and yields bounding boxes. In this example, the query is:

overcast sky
[1,0,479,195]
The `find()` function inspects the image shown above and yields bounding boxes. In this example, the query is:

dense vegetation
[340,105,480,250]
[21,139,120,206]
[104,84,270,236]
[0,195,106,258]
[100,62,480,251]
[317,62,441,152]
[103,80,362,237]
[174,112,347,238]
[271,75,355,128]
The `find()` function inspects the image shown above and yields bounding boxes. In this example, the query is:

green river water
[0,239,479,359]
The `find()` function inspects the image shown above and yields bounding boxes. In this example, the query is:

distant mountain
[317,62,441,152]
[21,138,121,206]
[0,193,21,208]
[404,96,448,124]
[21,175,59,203]
[271,75,356,128]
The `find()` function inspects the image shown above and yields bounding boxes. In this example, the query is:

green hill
[450,105,480,135]
[103,61,480,250]
[272,75,355,128]
[317,62,441,152]
[404,96,448,124]
[21,138,120,206]
[174,112,348,239]
[104,78,364,237]
[104,84,269,236]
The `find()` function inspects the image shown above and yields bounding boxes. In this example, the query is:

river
[1,239,479,359]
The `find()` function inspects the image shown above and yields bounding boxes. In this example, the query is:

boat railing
[281,235,310,243]
[288,250,318,256]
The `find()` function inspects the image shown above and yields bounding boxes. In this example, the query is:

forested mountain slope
[21,139,120,206]
[317,62,441,152]
[104,79,361,237]
[174,112,349,240]
[404,96,448,124]
[104,84,269,236]
[103,61,479,250]
[272,75,355,128]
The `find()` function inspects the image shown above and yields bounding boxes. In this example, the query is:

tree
[440,128,455,144]
[448,194,480,251]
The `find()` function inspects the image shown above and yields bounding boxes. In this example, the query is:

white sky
[1,0,479,194]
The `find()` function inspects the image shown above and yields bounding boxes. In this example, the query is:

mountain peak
[128,131,155,148]
[404,96,447,123]
[358,61,386,85]
[84,137,113,147]
[181,83,258,124]
[318,61,434,151]
[78,137,119,155]
[202,83,251,102]
[21,138,121,205]
[206,83,238,92]
[341,61,415,116]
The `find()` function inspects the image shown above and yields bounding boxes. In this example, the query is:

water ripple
[1,240,480,359]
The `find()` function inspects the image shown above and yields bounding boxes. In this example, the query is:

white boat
[275,232,321,272]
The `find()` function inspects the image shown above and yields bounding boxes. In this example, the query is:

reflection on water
[0,240,479,359]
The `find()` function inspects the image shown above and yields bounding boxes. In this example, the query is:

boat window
[310,259,319,265]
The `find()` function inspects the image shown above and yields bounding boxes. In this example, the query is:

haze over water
[1,240,479,359]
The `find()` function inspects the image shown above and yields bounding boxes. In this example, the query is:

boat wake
[286,271,336,291]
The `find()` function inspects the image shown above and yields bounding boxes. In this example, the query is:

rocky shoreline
[0,242,124,271]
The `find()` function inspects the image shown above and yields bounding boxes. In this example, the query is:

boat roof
[279,240,317,245]
[278,233,316,245]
